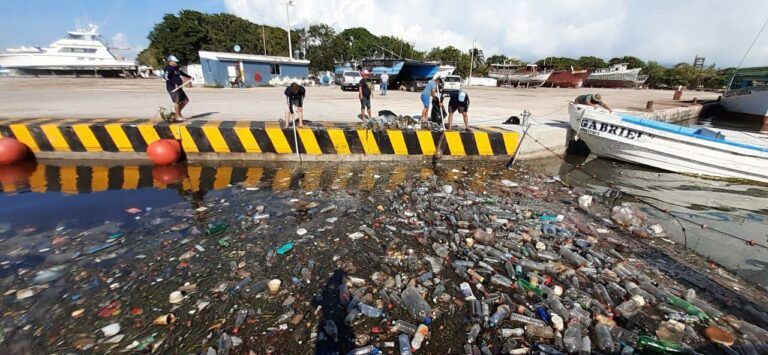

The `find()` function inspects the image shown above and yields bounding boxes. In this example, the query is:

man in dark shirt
[574,93,611,112]
[163,55,192,121]
[358,70,373,120]
[283,82,306,129]
[447,89,471,131]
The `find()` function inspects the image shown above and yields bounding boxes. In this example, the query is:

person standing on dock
[574,93,612,112]
[163,55,192,122]
[420,77,443,124]
[283,82,306,129]
[380,73,389,96]
[358,70,373,120]
[447,88,471,131]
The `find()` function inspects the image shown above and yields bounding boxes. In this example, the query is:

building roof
[199,50,309,65]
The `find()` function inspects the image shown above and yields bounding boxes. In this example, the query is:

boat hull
[545,71,590,88]
[722,86,768,131]
[569,104,768,183]
[583,78,640,88]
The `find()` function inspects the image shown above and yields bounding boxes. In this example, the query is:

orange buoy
[152,165,186,185]
[146,139,181,166]
[0,137,28,165]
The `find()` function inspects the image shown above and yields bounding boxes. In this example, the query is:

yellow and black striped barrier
[0,118,521,160]
[0,162,478,195]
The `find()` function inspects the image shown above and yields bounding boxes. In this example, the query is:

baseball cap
[167,55,180,62]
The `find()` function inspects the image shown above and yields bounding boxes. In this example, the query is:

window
[59,47,97,53]
[270,64,280,75]
[206,61,211,73]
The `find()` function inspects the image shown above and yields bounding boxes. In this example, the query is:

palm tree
[469,48,485,67]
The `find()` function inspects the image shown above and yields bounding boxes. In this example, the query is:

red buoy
[152,165,186,184]
[0,137,28,165]
[146,139,181,166]
[165,139,182,154]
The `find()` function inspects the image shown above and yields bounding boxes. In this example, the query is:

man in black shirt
[283,82,306,128]
[163,55,192,121]
[447,89,471,131]
[358,70,373,120]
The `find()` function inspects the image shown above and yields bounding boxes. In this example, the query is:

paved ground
[0,77,720,158]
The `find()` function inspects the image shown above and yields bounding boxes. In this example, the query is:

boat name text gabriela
[580,118,647,141]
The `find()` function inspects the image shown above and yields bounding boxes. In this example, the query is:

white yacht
[0,24,137,77]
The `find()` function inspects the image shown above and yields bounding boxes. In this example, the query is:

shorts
[449,102,468,114]
[288,98,303,114]
[420,93,430,108]
[360,96,371,110]
[169,89,188,104]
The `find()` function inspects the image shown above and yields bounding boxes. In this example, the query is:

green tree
[608,56,645,69]
[577,56,607,70]
[536,57,579,70]
[642,61,667,88]
[426,46,471,77]
[137,10,294,66]
[305,24,337,71]
[485,54,507,64]
[665,63,698,87]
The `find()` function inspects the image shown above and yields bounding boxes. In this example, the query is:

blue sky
[1,0,767,67]
[0,0,226,59]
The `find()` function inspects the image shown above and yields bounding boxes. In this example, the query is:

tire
[399,86,406,91]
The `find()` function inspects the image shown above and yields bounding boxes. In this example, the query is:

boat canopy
[728,67,768,90]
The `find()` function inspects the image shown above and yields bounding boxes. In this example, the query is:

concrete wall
[628,104,706,123]
[200,58,308,87]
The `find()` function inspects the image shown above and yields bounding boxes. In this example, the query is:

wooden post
[646,101,654,111]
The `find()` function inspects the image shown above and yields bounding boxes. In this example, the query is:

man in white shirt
[380,73,389,96]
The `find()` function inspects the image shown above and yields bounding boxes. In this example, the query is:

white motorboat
[569,104,768,183]
[0,24,137,77]
[721,67,768,132]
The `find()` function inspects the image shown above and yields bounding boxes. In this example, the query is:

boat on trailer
[568,104,768,183]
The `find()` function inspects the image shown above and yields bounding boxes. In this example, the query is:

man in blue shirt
[420,77,443,124]
[162,55,192,121]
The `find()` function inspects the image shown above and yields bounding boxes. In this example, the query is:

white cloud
[111,32,130,48]
[224,0,768,68]
[110,32,142,60]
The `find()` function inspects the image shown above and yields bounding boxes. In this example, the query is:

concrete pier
[0,77,720,161]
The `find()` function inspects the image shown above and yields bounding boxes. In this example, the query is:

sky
[1,0,767,68]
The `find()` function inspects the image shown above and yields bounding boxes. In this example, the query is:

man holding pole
[163,55,192,121]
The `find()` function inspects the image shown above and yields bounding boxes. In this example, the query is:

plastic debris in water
[276,242,294,255]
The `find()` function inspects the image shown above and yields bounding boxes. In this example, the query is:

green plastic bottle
[206,222,228,237]
[667,296,709,321]
[636,335,684,353]
[516,279,544,298]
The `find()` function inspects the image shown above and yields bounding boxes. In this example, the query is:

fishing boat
[584,63,648,88]
[0,24,137,77]
[568,104,768,183]
[545,68,590,88]
[489,63,552,87]
[721,66,768,132]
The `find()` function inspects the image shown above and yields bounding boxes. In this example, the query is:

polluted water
[0,161,766,354]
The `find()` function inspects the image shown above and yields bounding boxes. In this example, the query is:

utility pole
[284,0,294,60]
[261,15,267,55]
[468,39,476,86]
